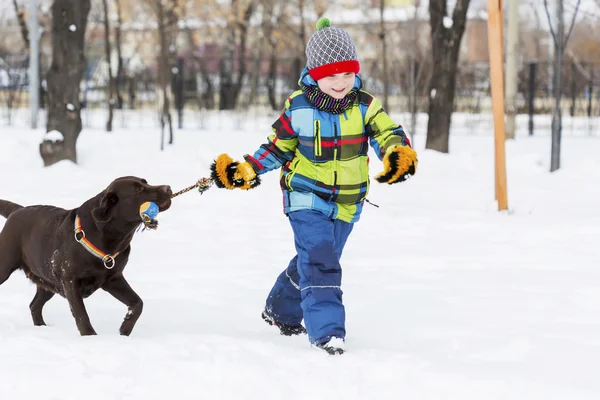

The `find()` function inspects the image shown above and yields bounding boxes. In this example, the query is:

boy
[210,18,417,355]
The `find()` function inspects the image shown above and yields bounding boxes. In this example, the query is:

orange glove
[375,145,418,184]
[210,154,260,190]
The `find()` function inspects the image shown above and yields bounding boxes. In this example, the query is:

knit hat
[305,18,360,81]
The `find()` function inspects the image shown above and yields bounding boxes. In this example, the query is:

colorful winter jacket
[244,69,411,223]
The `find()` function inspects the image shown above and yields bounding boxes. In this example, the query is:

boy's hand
[210,154,261,190]
[375,145,418,184]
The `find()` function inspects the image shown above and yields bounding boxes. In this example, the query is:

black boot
[315,337,345,355]
[261,309,306,336]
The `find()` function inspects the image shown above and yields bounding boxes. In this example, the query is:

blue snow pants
[265,209,354,344]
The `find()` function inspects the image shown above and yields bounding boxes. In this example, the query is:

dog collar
[74,215,120,269]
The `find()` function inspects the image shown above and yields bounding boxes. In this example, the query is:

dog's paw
[120,322,134,336]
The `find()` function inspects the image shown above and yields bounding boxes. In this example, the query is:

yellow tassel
[211,155,260,190]
[375,150,393,181]
[375,145,418,183]
[388,145,418,183]
[215,153,237,189]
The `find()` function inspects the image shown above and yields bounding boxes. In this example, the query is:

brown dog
[0,176,172,336]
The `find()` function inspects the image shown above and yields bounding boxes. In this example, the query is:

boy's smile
[317,72,356,99]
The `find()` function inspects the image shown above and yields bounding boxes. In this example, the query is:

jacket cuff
[243,154,264,175]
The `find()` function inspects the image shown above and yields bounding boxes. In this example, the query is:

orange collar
[74,215,120,269]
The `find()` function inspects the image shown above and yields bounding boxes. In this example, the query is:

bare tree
[219,0,238,110]
[543,0,582,172]
[102,0,117,131]
[378,0,389,111]
[408,0,428,142]
[529,2,544,61]
[11,0,48,109]
[284,0,308,89]
[114,0,124,109]
[12,0,30,49]
[262,0,286,110]
[219,0,255,110]
[40,0,91,166]
[426,0,471,153]
[296,0,307,79]
[234,1,255,106]
[146,0,178,148]
[247,3,265,107]
[180,2,212,110]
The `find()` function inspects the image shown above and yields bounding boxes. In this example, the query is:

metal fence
[1,52,599,136]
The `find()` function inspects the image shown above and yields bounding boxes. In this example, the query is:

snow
[44,130,64,141]
[66,103,75,111]
[0,111,599,399]
[325,337,345,350]
[443,16,454,28]
[69,24,77,32]
[0,69,9,87]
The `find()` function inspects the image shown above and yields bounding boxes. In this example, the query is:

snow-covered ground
[0,112,599,399]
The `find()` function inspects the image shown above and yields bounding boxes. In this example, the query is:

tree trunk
[219,0,238,110]
[262,0,282,111]
[197,59,214,110]
[115,0,124,109]
[379,0,389,111]
[426,0,471,153]
[293,0,307,83]
[13,0,45,110]
[267,51,278,110]
[102,0,116,132]
[41,0,91,166]
[248,34,264,107]
[232,2,254,107]
[128,75,136,109]
[13,0,30,49]
[156,0,173,147]
[409,1,422,142]
[550,0,564,172]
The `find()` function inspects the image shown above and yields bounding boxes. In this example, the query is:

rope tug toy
[139,177,214,231]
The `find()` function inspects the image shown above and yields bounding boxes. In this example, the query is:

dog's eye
[136,186,144,193]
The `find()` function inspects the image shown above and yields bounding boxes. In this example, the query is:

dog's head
[91,176,172,225]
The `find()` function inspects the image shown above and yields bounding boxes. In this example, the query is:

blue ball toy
[139,201,159,221]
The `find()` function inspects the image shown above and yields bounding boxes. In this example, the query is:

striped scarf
[300,83,357,114]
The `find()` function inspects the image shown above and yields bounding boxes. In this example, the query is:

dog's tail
[0,200,24,219]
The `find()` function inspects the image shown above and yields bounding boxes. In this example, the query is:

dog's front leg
[63,279,97,336]
[102,275,143,336]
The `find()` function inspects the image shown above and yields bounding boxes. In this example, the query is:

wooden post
[487,0,508,211]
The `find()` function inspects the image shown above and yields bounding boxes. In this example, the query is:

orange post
[487,0,508,211]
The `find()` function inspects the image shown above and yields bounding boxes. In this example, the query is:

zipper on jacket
[333,121,338,161]
[314,120,322,157]
[333,120,339,199]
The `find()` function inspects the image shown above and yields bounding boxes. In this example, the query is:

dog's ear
[91,191,118,224]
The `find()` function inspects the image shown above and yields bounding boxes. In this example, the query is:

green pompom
[316,17,331,30]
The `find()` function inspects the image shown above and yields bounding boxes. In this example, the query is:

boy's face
[317,72,356,99]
